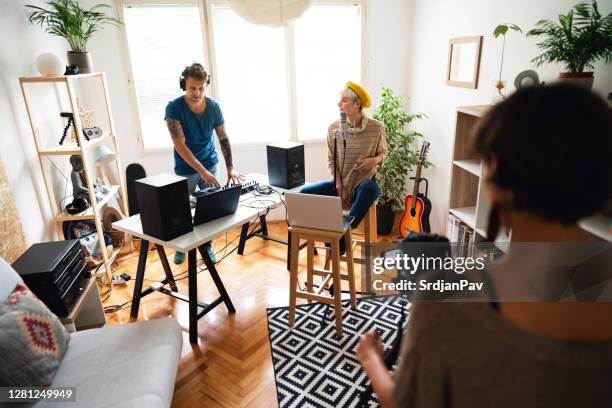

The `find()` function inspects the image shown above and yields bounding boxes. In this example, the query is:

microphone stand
[333,133,338,188]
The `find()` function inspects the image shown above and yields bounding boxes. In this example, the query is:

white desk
[112,173,302,343]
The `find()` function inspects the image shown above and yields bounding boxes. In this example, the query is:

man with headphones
[165,62,242,264]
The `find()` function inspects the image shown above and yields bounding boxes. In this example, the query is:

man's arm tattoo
[166,119,184,140]
[219,137,233,168]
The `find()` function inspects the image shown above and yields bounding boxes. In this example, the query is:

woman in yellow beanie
[300,81,387,254]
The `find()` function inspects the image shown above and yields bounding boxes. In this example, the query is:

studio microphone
[339,111,350,140]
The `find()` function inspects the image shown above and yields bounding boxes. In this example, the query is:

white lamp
[36,53,65,77]
[227,0,312,27]
[92,145,116,191]
[92,145,116,165]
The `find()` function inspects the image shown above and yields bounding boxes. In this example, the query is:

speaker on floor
[266,142,305,189]
[135,173,193,241]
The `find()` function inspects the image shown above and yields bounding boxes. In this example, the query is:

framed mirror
[446,36,483,89]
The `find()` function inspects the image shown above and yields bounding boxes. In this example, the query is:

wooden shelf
[19,73,103,83]
[55,185,120,222]
[39,131,111,156]
[579,214,612,242]
[450,206,476,229]
[453,159,481,176]
[457,105,489,117]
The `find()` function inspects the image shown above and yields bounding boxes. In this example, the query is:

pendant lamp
[227,0,312,27]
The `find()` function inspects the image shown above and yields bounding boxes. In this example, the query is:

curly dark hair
[472,83,612,225]
[182,63,210,84]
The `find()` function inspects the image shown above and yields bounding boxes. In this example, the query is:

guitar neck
[410,162,423,209]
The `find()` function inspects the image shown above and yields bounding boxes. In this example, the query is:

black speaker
[135,173,193,241]
[266,142,305,189]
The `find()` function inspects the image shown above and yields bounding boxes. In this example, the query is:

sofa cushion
[0,282,71,386]
[37,318,182,408]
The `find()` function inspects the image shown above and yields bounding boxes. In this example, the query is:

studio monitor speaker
[266,142,305,189]
[135,173,193,241]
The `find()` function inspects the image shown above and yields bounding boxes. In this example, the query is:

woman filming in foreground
[357,83,612,407]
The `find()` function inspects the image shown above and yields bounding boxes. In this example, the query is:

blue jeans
[300,178,379,228]
[182,165,219,194]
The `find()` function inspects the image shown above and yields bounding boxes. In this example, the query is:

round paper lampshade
[227,0,312,27]
[36,53,65,77]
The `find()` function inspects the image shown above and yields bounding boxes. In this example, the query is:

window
[211,3,289,143]
[122,0,362,149]
[294,4,361,140]
[123,4,205,149]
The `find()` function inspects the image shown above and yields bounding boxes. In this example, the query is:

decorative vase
[35,53,65,76]
[67,51,94,74]
[376,204,394,235]
[558,72,594,89]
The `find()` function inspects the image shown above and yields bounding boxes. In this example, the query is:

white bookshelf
[448,105,612,246]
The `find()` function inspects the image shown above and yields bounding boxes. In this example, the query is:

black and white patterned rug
[266,295,410,408]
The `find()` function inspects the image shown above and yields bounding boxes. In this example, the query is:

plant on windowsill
[373,86,431,235]
[25,0,122,74]
[526,0,612,89]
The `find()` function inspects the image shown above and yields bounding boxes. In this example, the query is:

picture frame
[446,36,483,89]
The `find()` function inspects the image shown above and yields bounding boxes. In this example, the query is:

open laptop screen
[193,185,241,226]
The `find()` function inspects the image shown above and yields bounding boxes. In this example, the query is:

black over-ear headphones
[179,63,211,91]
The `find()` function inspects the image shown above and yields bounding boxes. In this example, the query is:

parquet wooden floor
[104,220,397,407]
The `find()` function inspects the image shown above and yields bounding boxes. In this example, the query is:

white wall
[0,0,68,245]
[405,0,612,235]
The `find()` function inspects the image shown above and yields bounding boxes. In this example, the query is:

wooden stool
[288,225,356,337]
[325,202,378,269]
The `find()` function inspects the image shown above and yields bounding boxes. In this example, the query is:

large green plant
[26,0,122,52]
[373,86,430,211]
[526,0,612,72]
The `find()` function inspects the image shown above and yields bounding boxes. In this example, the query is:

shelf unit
[448,105,612,247]
[19,73,128,283]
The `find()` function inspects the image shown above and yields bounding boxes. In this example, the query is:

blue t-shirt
[164,96,224,175]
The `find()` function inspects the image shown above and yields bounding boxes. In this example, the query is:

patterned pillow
[0,283,70,386]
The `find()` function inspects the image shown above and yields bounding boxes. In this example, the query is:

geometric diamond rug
[266,295,410,408]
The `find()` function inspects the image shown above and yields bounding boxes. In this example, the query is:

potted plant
[26,0,122,74]
[526,0,612,88]
[493,23,523,97]
[373,86,430,235]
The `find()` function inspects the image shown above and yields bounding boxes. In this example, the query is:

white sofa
[1,257,183,408]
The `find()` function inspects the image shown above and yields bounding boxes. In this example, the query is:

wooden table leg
[156,244,178,291]
[130,239,149,318]
[198,244,235,313]
[288,231,300,327]
[188,249,198,344]
[286,230,292,271]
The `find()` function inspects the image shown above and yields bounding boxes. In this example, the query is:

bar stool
[325,202,378,269]
[288,224,356,338]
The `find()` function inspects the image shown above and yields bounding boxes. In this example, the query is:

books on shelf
[446,213,462,242]
[447,213,477,257]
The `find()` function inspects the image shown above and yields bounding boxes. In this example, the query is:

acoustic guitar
[399,142,431,237]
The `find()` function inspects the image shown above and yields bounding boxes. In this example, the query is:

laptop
[193,185,241,226]
[284,192,353,232]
